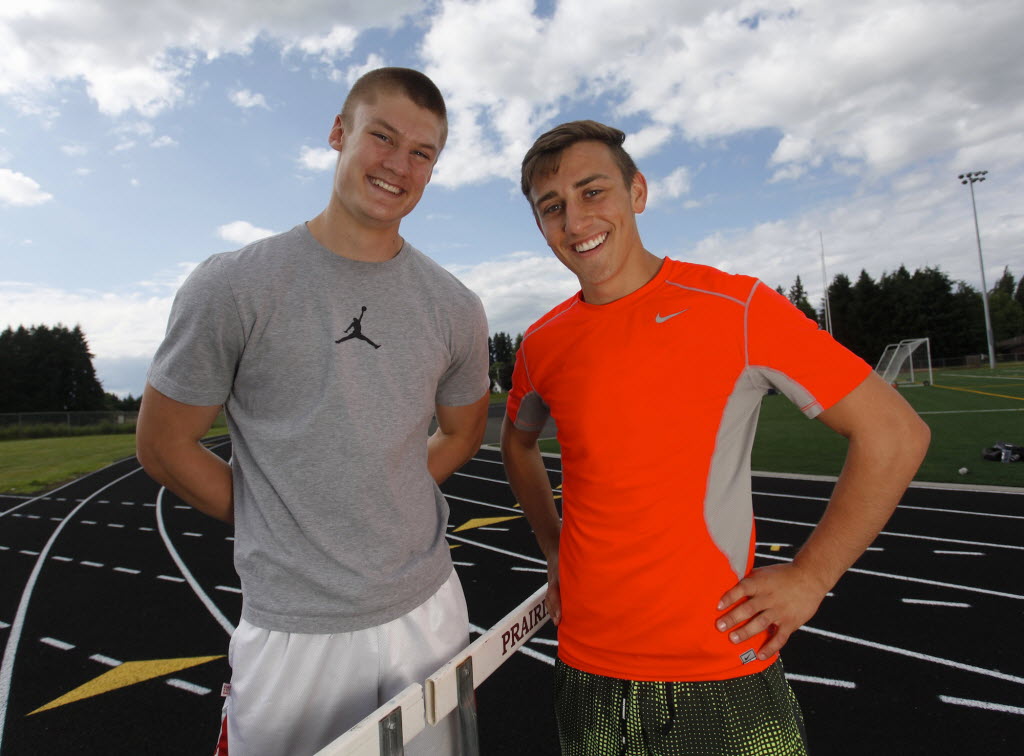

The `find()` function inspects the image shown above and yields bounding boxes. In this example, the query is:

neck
[581,251,664,305]
[307,203,404,262]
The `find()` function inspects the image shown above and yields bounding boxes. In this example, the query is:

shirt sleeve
[506,344,550,432]
[745,282,871,418]
[435,292,490,407]
[146,255,245,407]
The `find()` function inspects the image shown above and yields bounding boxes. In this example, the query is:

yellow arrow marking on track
[29,656,223,715]
[452,516,522,533]
[932,384,1024,402]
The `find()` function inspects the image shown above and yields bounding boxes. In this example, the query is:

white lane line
[0,547,7,551]
[756,491,1024,520]
[468,456,562,475]
[143,503,156,508]
[757,516,1024,552]
[801,626,1024,686]
[18,550,39,557]
[511,567,547,574]
[757,552,1024,601]
[452,561,475,567]
[182,532,203,538]
[934,550,985,556]
[50,556,72,562]
[107,523,124,529]
[166,679,212,695]
[90,654,121,667]
[478,527,509,532]
[902,599,971,608]
[80,561,104,568]
[156,475,236,637]
[39,637,75,651]
[445,533,546,566]
[866,547,884,551]
[939,695,1024,716]
[786,674,856,689]
[225,537,235,542]
[49,517,61,522]
[120,502,134,506]
[898,504,1024,521]
[0,623,8,630]
[114,567,141,575]
[214,585,242,594]
[530,637,558,647]
[157,575,185,583]
[174,505,190,510]
[453,471,507,484]
[25,515,39,520]
[469,622,555,666]
[138,527,154,532]
[444,493,521,515]
[81,520,97,526]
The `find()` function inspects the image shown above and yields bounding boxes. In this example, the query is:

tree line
[0,324,140,414]
[4,264,1023,410]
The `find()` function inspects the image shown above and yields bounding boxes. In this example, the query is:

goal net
[874,337,933,386]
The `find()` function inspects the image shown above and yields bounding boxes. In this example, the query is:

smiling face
[529,140,655,304]
[328,90,445,233]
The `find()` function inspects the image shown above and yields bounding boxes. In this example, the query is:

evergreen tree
[787,276,817,321]
[0,324,106,412]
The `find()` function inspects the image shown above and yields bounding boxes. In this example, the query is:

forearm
[427,426,482,484]
[794,409,929,592]
[138,438,234,523]
[501,422,561,560]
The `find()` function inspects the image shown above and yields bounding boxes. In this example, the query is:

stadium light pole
[957,171,996,369]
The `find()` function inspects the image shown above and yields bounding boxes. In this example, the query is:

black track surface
[1,441,1021,754]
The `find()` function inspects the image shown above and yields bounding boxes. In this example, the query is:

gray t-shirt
[148,223,489,633]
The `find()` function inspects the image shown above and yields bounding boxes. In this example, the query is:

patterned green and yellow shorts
[554,658,809,755]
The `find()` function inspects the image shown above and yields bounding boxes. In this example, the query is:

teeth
[370,177,401,195]
[574,233,607,253]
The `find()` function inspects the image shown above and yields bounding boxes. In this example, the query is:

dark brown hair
[520,120,638,197]
[340,67,448,149]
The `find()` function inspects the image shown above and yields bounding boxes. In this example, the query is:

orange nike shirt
[507,259,871,682]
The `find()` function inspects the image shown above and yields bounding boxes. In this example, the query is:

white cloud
[343,54,388,86]
[0,1,421,117]
[150,135,177,148]
[447,252,579,336]
[647,166,692,207]
[0,168,53,206]
[229,89,269,110]
[298,145,337,172]
[217,220,276,245]
[60,144,88,157]
[419,0,1024,190]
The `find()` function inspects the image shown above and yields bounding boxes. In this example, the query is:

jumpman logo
[335,306,381,349]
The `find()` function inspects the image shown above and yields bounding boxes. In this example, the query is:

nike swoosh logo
[655,309,689,323]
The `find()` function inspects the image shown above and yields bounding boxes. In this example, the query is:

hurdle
[313,583,549,756]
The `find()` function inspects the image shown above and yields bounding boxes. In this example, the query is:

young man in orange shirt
[502,120,929,755]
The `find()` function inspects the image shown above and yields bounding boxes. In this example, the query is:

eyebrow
[533,173,612,209]
[368,117,438,154]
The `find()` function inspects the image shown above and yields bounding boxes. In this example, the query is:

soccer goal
[874,337,933,387]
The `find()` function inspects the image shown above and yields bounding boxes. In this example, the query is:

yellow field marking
[770,544,782,552]
[452,515,522,533]
[449,544,460,549]
[932,384,1024,402]
[30,656,223,715]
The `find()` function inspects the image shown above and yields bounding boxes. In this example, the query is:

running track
[1,441,1021,754]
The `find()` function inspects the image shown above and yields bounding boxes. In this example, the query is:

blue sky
[2,0,1022,396]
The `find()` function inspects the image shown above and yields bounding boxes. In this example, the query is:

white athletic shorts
[223,569,469,756]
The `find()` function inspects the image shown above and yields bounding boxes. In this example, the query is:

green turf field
[540,362,1024,488]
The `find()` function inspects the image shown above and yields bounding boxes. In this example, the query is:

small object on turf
[958,467,968,475]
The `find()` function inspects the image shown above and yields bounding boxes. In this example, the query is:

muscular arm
[427,393,489,484]
[501,417,563,624]
[717,371,930,659]
[136,383,234,524]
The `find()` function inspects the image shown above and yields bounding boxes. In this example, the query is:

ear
[328,114,345,152]
[631,171,648,214]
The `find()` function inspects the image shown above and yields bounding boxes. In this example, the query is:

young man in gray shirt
[137,68,490,755]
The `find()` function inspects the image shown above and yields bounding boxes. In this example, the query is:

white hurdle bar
[313,583,550,756]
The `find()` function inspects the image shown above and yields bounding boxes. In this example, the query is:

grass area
[0,420,229,495]
[490,391,508,404]
[541,362,1024,488]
